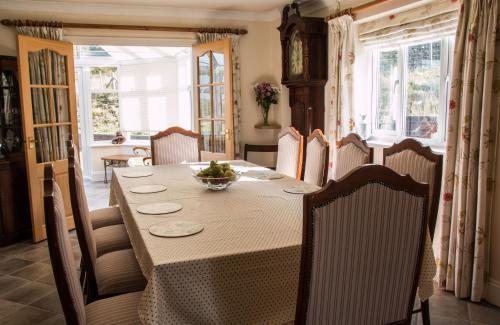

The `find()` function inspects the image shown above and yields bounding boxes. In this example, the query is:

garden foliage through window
[372,37,454,143]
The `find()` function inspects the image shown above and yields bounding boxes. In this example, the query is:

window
[75,45,193,143]
[371,38,453,143]
[89,67,119,141]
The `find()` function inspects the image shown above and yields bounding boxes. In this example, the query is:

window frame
[369,37,453,147]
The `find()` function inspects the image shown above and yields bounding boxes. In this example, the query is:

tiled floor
[0,180,499,324]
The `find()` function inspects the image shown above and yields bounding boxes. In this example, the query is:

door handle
[28,136,36,150]
[224,128,232,140]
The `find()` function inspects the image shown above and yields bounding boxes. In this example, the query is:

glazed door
[17,35,78,242]
[193,38,234,161]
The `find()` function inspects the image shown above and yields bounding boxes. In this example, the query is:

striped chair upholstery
[304,129,329,186]
[383,139,442,238]
[333,133,372,180]
[43,164,143,325]
[276,127,303,179]
[68,145,146,302]
[151,127,200,165]
[297,165,429,325]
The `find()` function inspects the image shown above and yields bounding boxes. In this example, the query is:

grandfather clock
[278,3,327,137]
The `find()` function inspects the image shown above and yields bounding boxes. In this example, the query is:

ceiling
[30,0,293,12]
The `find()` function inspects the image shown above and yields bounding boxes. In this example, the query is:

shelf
[254,123,281,130]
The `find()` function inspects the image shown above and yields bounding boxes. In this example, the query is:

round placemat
[122,171,154,178]
[149,220,204,238]
[283,186,319,194]
[244,171,285,180]
[136,202,182,215]
[129,184,167,194]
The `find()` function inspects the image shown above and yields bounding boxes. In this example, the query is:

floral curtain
[16,24,63,40]
[196,33,242,158]
[437,0,499,302]
[326,15,355,177]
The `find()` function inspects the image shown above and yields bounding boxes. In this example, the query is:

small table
[101,154,145,184]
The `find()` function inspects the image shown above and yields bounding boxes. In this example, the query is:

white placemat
[244,171,285,180]
[129,184,167,194]
[283,185,320,194]
[137,202,182,215]
[149,220,204,238]
[122,171,154,178]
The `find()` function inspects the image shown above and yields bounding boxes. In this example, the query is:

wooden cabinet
[0,56,31,246]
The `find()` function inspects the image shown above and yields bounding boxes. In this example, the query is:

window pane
[213,52,224,83]
[405,41,441,139]
[91,93,119,141]
[199,86,211,118]
[200,120,211,152]
[90,67,118,90]
[214,120,226,153]
[214,85,224,118]
[198,53,210,85]
[377,50,399,132]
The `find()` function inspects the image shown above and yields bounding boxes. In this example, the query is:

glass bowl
[192,171,241,191]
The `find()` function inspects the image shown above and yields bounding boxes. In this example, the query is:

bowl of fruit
[193,161,240,191]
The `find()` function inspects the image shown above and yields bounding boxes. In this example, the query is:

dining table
[109,160,437,325]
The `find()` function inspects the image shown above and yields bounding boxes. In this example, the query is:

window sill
[366,136,445,154]
[90,140,150,148]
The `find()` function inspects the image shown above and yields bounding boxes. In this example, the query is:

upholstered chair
[150,126,201,165]
[43,164,143,325]
[333,133,373,180]
[68,144,146,302]
[383,139,443,325]
[383,138,442,238]
[296,165,429,325]
[303,129,329,186]
[276,126,304,179]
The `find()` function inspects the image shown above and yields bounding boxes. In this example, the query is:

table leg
[104,160,108,184]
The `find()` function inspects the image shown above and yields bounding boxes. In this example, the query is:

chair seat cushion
[86,291,143,325]
[94,224,131,257]
[90,206,123,230]
[95,249,147,296]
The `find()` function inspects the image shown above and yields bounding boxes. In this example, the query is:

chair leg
[79,259,85,285]
[421,299,430,325]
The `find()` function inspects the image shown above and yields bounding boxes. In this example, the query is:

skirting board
[486,279,500,307]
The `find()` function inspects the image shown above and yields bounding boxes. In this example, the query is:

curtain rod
[0,19,248,35]
[325,0,389,21]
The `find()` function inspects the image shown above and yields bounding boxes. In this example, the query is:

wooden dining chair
[276,126,304,179]
[43,163,143,325]
[383,138,442,325]
[244,144,279,169]
[303,129,329,186]
[68,144,146,302]
[296,164,429,325]
[333,133,373,180]
[150,126,201,165]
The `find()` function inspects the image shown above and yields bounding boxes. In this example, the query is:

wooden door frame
[193,37,234,161]
[17,35,78,242]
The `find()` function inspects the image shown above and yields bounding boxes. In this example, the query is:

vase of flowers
[253,82,280,126]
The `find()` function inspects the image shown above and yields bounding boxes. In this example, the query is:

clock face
[289,30,303,76]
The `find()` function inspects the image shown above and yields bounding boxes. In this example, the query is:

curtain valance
[358,0,459,47]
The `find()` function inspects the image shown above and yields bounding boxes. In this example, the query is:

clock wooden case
[278,3,327,138]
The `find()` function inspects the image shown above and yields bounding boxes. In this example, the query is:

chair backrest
[303,129,329,186]
[297,165,429,325]
[244,144,279,169]
[44,164,86,325]
[151,126,201,165]
[333,133,373,180]
[383,138,442,238]
[67,142,98,288]
[276,126,304,179]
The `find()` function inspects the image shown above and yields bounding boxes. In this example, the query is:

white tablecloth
[110,161,436,325]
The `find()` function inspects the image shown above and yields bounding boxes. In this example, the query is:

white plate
[129,184,167,194]
[136,202,182,215]
[244,171,285,180]
[283,186,319,194]
[122,171,153,178]
[149,220,204,238]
